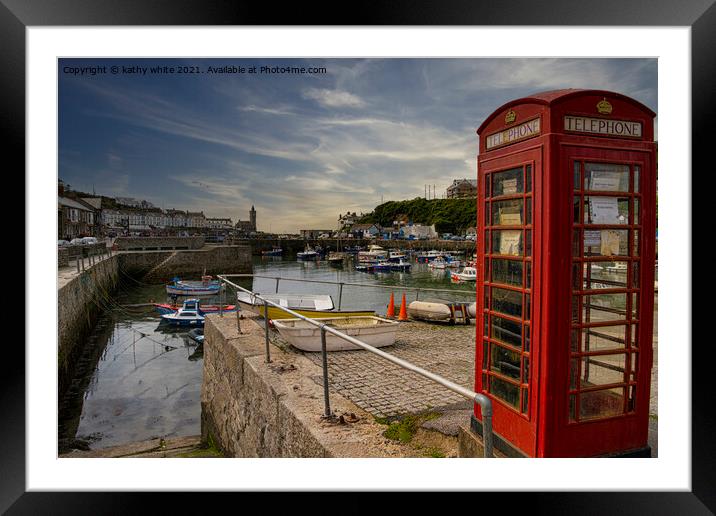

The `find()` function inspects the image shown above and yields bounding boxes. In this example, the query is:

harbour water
[59,252,476,450]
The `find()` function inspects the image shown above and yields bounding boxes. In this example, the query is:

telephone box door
[477,146,543,457]
[552,145,656,457]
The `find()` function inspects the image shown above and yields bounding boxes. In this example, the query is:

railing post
[416,289,420,301]
[76,257,80,273]
[320,326,331,418]
[275,277,280,293]
[337,283,343,310]
[219,282,224,316]
[263,299,271,363]
[475,394,494,458]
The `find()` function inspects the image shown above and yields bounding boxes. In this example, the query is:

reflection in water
[58,280,209,450]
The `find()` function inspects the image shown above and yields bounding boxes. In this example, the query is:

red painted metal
[474,89,657,457]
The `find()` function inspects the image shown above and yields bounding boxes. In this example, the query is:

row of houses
[57,182,257,239]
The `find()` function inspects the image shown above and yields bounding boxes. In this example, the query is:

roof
[477,89,656,134]
[58,196,93,211]
[80,197,102,209]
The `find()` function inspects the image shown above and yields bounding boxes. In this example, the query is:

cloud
[302,88,366,108]
[60,57,656,233]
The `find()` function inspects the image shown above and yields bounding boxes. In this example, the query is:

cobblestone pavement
[274,321,476,418]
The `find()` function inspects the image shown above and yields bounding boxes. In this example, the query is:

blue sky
[59,58,657,233]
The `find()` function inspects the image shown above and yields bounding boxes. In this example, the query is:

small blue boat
[160,299,206,326]
[166,275,221,296]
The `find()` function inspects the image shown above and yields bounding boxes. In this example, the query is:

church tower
[250,205,256,231]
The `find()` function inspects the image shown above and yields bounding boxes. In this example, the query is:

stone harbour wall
[114,236,205,251]
[119,245,252,283]
[201,314,411,458]
[57,255,119,398]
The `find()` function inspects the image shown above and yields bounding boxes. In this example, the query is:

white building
[402,224,438,240]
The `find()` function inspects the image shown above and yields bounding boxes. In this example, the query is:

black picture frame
[7,0,710,512]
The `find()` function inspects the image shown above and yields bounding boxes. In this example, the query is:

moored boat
[154,302,237,315]
[327,251,346,264]
[297,247,319,260]
[416,250,443,263]
[358,244,388,263]
[407,300,452,321]
[450,266,477,281]
[236,292,375,320]
[166,276,221,296]
[272,316,399,352]
[390,260,411,272]
[262,247,283,256]
[388,250,407,262]
[160,299,206,326]
[428,256,448,269]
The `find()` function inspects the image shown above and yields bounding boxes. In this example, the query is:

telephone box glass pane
[582,325,627,352]
[526,165,532,193]
[491,315,522,349]
[492,167,523,196]
[490,343,521,380]
[492,258,523,287]
[526,198,532,225]
[525,261,532,288]
[630,352,638,381]
[584,230,629,257]
[580,354,626,387]
[574,162,581,191]
[492,199,523,226]
[585,163,629,192]
[491,287,523,317]
[580,387,625,420]
[571,329,579,352]
[521,388,529,414]
[633,166,640,193]
[583,196,630,225]
[492,230,523,256]
[573,197,581,223]
[525,230,532,256]
[631,262,640,288]
[489,376,520,409]
[633,197,640,225]
[631,324,638,348]
[582,293,628,322]
[632,229,640,256]
[585,261,628,288]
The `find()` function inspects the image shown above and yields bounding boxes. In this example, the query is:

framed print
[6,0,711,512]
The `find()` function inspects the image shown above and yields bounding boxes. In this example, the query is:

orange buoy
[386,292,395,318]
[398,293,408,321]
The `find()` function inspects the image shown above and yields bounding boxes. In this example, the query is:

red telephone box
[472,89,657,457]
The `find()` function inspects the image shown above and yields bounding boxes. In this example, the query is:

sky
[58,58,657,233]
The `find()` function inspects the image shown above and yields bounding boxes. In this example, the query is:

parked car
[69,238,85,246]
[81,236,98,245]
[58,239,70,247]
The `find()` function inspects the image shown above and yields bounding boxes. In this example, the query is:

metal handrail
[221,273,475,308]
[217,274,493,458]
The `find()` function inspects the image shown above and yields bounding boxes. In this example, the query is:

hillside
[356,197,476,234]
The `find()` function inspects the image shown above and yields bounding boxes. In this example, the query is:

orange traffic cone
[386,292,395,318]
[398,293,408,321]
